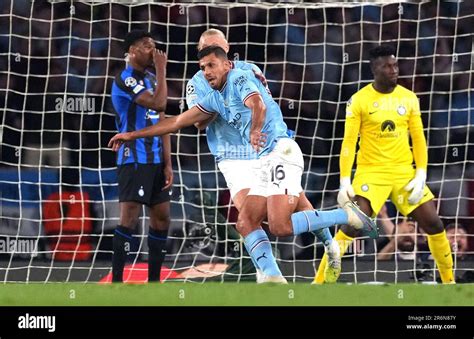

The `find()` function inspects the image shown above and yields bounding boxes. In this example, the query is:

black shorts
[117,163,171,206]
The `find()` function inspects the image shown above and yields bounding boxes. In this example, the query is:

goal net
[0,0,472,283]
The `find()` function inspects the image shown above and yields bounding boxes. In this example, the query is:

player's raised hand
[153,49,167,71]
[108,133,133,152]
[250,130,267,152]
[337,177,355,207]
[404,169,426,205]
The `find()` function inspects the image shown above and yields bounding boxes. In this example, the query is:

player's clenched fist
[250,130,267,152]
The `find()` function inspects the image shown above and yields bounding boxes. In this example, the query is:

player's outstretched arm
[336,102,360,206]
[108,106,212,151]
[194,113,217,130]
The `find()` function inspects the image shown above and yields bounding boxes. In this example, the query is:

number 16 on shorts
[271,165,286,185]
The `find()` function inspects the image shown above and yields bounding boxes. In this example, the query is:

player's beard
[207,78,219,90]
[386,75,398,88]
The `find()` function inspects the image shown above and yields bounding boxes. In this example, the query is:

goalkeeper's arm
[337,111,360,205]
[404,113,428,205]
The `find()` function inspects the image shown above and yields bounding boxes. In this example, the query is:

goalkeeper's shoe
[343,200,379,239]
[324,240,341,284]
[258,274,288,284]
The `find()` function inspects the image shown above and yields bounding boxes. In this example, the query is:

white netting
[0,0,472,283]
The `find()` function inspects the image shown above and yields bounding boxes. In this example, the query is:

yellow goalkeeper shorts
[352,166,434,217]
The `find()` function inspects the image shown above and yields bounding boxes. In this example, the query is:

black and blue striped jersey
[111,65,163,165]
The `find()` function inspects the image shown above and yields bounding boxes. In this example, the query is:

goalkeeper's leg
[313,228,354,284]
[313,196,373,284]
[409,200,455,284]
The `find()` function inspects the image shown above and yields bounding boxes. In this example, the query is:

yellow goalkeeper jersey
[340,83,428,177]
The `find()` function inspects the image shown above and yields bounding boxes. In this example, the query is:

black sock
[112,225,133,283]
[148,228,168,282]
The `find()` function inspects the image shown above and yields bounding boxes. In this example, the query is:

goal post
[0,0,472,283]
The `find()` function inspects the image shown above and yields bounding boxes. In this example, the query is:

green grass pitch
[0,283,472,306]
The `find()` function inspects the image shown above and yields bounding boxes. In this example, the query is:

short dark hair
[123,30,154,52]
[369,45,396,63]
[197,45,228,60]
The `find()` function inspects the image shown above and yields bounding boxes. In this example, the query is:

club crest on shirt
[186,83,195,95]
[125,77,137,87]
[397,105,407,115]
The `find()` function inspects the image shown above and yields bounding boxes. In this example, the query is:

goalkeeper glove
[404,169,426,205]
[337,177,355,207]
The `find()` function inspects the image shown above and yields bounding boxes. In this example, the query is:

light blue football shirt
[186,61,266,161]
[196,68,288,158]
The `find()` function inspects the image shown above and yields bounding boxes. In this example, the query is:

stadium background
[0,0,473,283]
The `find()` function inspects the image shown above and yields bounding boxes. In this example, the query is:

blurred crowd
[0,1,472,245]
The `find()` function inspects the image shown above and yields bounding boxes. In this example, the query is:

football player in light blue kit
[109,45,378,283]
[186,29,341,283]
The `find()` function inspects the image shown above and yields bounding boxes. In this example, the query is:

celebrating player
[186,28,340,283]
[109,45,378,283]
[110,30,172,283]
[314,45,455,284]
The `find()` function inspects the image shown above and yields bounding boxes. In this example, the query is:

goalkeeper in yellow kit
[315,45,454,284]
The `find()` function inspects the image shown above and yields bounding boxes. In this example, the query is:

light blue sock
[291,209,348,235]
[244,229,282,277]
[314,228,333,247]
[247,250,259,271]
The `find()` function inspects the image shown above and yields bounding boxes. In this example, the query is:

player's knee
[420,217,444,235]
[267,217,292,237]
[151,215,170,230]
[120,216,140,228]
[296,197,313,212]
[268,223,292,237]
[235,215,253,235]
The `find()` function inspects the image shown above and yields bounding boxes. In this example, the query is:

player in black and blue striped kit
[110,30,172,283]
